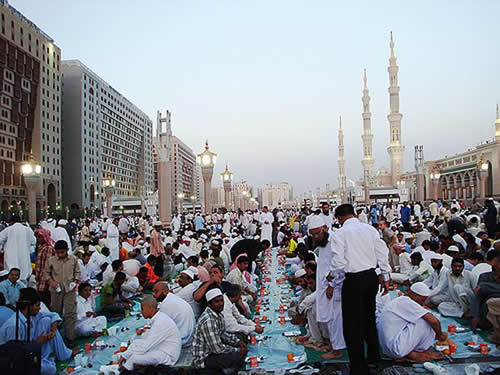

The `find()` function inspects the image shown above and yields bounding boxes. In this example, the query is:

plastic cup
[280,316,285,325]
[262,315,267,322]
[448,325,456,334]
[84,343,92,353]
[250,334,256,345]
[480,343,489,355]
[279,306,284,314]
[449,343,456,354]
[250,356,258,368]
[287,352,294,362]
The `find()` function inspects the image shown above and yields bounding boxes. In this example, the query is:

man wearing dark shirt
[471,253,500,330]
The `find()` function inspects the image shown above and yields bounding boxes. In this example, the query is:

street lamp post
[197,140,216,214]
[21,153,41,225]
[478,154,489,199]
[103,174,115,218]
[177,192,185,214]
[221,164,233,210]
[190,195,196,214]
[430,168,441,201]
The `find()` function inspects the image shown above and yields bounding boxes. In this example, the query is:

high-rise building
[0,1,61,213]
[260,182,292,208]
[387,32,404,184]
[61,60,153,210]
[153,133,200,212]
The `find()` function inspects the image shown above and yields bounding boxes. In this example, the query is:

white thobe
[222,295,256,334]
[437,270,475,317]
[174,283,200,319]
[471,263,492,282]
[52,227,72,253]
[172,216,181,232]
[259,212,274,243]
[424,266,449,298]
[377,296,435,359]
[106,224,120,261]
[391,253,413,283]
[177,244,195,259]
[319,213,333,229]
[223,213,231,236]
[75,295,107,337]
[122,311,181,371]
[87,251,110,279]
[77,259,88,282]
[0,223,36,280]
[315,230,345,350]
[159,293,195,347]
[118,218,129,234]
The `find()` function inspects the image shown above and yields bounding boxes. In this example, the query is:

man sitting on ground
[436,258,475,318]
[192,288,248,373]
[377,282,447,362]
[223,283,264,340]
[75,282,107,337]
[0,287,78,374]
[119,296,181,372]
[174,269,201,319]
[152,281,195,347]
[0,267,25,307]
[100,272,135,321]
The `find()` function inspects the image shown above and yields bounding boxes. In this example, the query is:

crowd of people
[0,197,498,374]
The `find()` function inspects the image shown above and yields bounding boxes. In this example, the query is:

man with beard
[319,202,333,229]
[327,204,390,375]
[308,215,345,360]
[424,253,450,308]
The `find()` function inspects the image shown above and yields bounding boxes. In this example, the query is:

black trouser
[342,269,380,375]
[154,257,164,278]
[204,351,243,371]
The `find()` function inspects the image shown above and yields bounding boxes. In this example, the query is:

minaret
[362,69,375,202]
[338,116,346,203]
[387,31,405,185]
[495,104,500,142]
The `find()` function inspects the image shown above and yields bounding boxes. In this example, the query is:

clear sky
[10,0,500,195]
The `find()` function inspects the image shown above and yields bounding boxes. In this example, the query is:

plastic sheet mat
[64,302,193,374]
[244,247,307,371]
[384,290,500,360]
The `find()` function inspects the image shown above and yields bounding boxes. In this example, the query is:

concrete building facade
[0,0,61,214]
[61,60,153,210]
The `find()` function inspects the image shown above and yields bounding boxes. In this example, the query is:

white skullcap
[138,240,145,245]
[447,245,460,253]
[403,232,413,240]
[430,252,443,260]
[181,269,195,280]
[154,220,163,226]
[200,234,208,240]
[308,215,326,231]
[188,266,199,275]
[254,235,260,240]
[183,236,191,242]
[58,219,68,226]
[206,288,222,302]
[295,269,306,278]
[410,282,431,297]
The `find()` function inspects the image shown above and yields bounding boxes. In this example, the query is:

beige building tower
[338,116,346,203]
[387,32,404,185]
[362,69,375,202]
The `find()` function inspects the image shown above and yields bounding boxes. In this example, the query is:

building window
[3,70,14,84]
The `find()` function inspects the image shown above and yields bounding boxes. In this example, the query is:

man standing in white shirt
[308,215,345,359]
[106,217,120,261]
[259,206,274,244]
[319,202,334,229]
[328,204,390,375]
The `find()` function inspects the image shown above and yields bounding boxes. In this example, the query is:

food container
[280,316,285,325]
[84,343,92,353]
[480,343,489,355]
[449,343,456,354]
[287,353,294,362]
[262,315,267,322]
[250,356,258,368]
[448,325,456,334]
[250,334,257,345]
